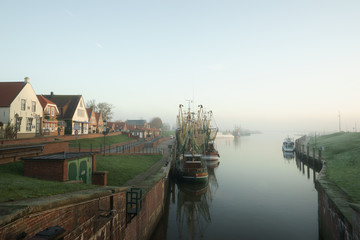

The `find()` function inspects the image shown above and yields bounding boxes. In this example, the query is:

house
[37,95,64,136]
[86,107,97,133]
[118,122,127,132]
[0,77,43,139]
[42,93,89,135]
[125,120,149,129]
[95,111,104,133]
[106,122,116,132]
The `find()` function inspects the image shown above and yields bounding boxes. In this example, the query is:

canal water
[151,132,319,240]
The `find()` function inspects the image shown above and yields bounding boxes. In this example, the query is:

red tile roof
[37,95,56,109]
[0,82,26,107]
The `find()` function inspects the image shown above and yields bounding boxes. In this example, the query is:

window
[51,123,55,132]
[45,123,49,129]
[21,99,26,111]
[26,118,33,131]
[32,101,36,112]
[51,107,55,116]
[16,117,22,132]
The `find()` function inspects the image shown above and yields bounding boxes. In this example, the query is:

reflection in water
[176,182,211,239]
[283,151,295,160]
[151,134,319,240]
[176,163,219,239]
[295,153,322,183]
[233,136,240,148]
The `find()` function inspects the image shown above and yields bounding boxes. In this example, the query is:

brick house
[86,107,97,133]
[95,111,104,133]
[0,77,43,139]
[125,120,149,129]
[37,95,64,136]
[42,93,89,135]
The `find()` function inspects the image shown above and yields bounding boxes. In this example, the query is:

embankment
[296,135,360,240]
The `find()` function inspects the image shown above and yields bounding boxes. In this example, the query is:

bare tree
[98,102,114,121]
[86,99,98,111]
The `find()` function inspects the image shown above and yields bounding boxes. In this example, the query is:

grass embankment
[96,155,162,186]
[69,134,133,148]
[0,154,162,202]
[161,131,175,137]
[309,132,360,202]
[0,162,97,203]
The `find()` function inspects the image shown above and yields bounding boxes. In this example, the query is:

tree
[97,102,114,121]
[150,117,162,129]
[86,99,98,111]
[86,100,114,122]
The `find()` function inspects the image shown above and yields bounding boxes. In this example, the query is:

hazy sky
[1,1,360,132]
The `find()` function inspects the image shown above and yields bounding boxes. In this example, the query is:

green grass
[96,155,162,186]
[309,132,360,202]
[0,161,97,203]
[69,134,133,147]
[161,130,175,137]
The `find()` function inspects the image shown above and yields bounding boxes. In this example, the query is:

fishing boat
[175,103,208,183]
[176,152,209,182]
[202,142,220,161]
[282,137,295,152]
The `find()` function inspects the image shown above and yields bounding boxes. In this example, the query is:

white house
[42,93,89,135]
[0,77,43,138]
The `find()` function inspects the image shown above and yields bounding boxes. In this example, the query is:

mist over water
[152,132,319,240]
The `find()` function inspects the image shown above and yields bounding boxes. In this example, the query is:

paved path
[122,139,175,192]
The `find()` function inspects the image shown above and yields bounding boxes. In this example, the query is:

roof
[95,112,102,123]
[37,95,57,109]
[126,120,147,126]
[42,94,82,119]
[0,82,26,107]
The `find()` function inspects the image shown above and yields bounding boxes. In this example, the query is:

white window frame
[26,118,33,132]
[21,99,26,111]
[32,101,36,112]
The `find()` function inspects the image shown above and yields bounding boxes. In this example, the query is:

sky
[1,1,360,133]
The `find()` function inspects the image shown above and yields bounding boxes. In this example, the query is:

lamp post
[103,120,108,156]
[14,113,19,139]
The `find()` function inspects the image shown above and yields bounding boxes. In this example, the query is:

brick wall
[24,159,68,181]
[316,180,353,240]
[0,176,166,240]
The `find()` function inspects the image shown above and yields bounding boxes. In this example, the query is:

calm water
[152,132,319,240]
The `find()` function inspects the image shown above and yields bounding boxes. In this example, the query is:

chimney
[50,91,54,97]
[24,77,29,84]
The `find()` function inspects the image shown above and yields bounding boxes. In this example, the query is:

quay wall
[0,176,166,240]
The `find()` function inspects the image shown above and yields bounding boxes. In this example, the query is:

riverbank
[299,132,360,240]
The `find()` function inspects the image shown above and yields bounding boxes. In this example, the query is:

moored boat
[176,152,208,183]
[282,137,295,152]
[175,103,209,183]
[202,142,220,161]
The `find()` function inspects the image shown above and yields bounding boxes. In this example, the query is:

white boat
[282,137,295,152]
